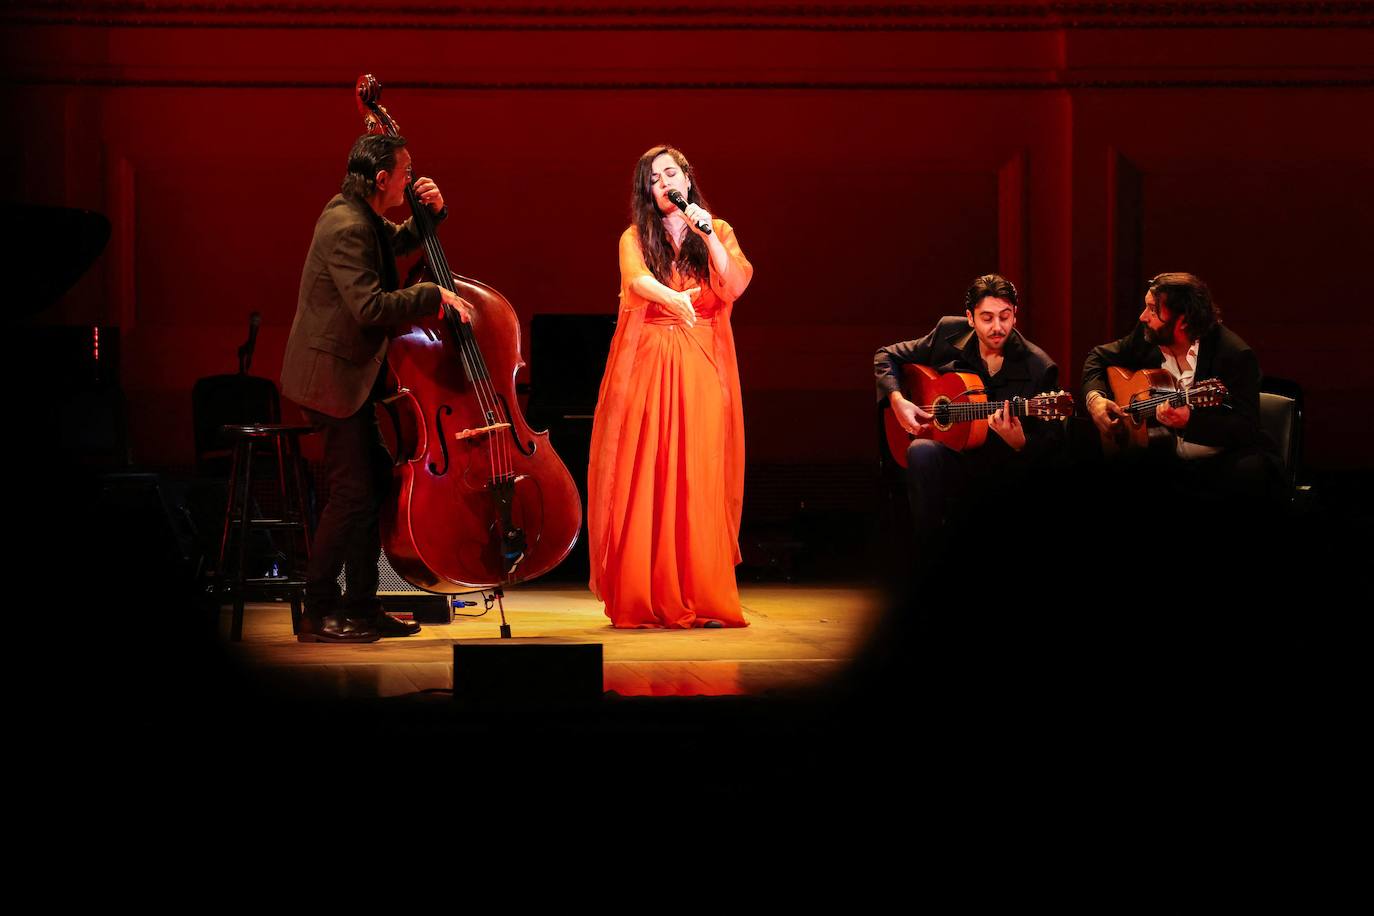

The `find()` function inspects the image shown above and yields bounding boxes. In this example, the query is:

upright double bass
[355,74,581,591]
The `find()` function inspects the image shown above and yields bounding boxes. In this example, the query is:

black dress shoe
[371,612,421,638]
[297,614,382,643]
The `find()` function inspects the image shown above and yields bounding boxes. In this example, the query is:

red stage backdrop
[5,2,1372,485]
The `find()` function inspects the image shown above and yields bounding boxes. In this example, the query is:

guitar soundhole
[932,398,952,430]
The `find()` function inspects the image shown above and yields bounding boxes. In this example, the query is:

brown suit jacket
[280,194,444,418]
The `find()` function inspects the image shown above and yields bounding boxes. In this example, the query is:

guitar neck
[929,398,1028,423]
[1123,388,1191,416]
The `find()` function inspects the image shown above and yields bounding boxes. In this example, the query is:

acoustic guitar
[883,364,1073,468]
[1098,367,1228,454]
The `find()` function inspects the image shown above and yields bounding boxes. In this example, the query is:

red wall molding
[7,2,1374,31]
[12,75,1374,89]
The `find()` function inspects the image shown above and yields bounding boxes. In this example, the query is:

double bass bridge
[454,421,511,442]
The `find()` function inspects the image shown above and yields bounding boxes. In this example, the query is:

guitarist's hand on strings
[439,287,473,323]
[1087,392,1128,436]
[890,393,933,436]
[1156,402,1190,430]
[988,399,1026,451]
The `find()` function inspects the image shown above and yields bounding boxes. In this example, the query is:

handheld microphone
[666,189,712,236]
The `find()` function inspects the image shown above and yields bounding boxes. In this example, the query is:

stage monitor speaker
[453,640,603,703]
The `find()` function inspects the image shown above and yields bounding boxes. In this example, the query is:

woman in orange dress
[587,145,753,629]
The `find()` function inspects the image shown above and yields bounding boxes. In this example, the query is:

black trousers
[904,439,1015,535]
[302,403,392,617]
[1102,441,1285,506]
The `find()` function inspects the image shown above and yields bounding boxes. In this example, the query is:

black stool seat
[214,423,315,640]
[221,423,313,437]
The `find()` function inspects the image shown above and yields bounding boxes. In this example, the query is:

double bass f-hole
[430,404,452,476]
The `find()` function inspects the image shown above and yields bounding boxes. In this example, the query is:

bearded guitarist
[874,274,1062,541]
[1082,272,1278,496]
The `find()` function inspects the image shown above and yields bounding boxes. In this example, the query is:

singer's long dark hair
[631,145,712,285]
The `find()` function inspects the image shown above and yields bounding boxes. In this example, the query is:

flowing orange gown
[588,220,752,628]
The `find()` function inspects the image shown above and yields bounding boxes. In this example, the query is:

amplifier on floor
[340,551,452,624]
[453,639,603,703]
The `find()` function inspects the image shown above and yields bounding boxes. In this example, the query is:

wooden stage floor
[223,584,885,700]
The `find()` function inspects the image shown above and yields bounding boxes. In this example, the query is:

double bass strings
[364,93,516,488]
[405,181,515,487]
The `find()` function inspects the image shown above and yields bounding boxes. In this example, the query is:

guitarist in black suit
[875,274,1061,543]
[1081,272,1278,497]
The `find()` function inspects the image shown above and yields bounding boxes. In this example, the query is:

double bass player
[281,133,471,643]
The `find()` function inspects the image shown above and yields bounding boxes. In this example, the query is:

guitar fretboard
[926,399,1030,423]
[1123,388,1196,417]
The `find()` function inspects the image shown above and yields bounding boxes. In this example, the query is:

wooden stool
[214,424,314,640]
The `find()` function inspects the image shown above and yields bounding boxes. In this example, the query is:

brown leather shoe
[371,612,421,638]
[297,613,382,643]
